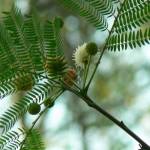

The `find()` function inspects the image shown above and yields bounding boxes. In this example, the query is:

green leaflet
[0,82,16,99]
[43,20,61,59]
[0,6,66,98]
[58,0,150,51]
[107,0,150,51]
[113,0,150,33]
[107,28,150,51]
[84,0,115,16]
[0,24,19,82]
[2,140,20,150]
[3,7,33,71]
[0,129,21,150]
[57,0,114,30]
[22,129,45,150]
[23,15,45,74]
[0,81,52,133]
[0,99,30,133]
[0,6,66,135]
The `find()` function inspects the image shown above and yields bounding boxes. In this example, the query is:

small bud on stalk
[44,98,55,108]
[28,103,41,115]
[86,42,98,55]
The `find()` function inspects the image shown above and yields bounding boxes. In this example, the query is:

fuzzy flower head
[73,43,89,68]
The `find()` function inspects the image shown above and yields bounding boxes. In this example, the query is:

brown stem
[65,85,150,149]
[84,96,150,149]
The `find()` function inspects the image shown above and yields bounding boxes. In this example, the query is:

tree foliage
[0,0,149,149]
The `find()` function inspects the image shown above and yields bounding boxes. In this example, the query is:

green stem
[82,64,87,89]
[82,56,91,90]
[19,107,48,150]
[40,89,64,105]
[65,85,150,149]
[86,0,127,92]
[74,82,81,90]
[19,89,64,149]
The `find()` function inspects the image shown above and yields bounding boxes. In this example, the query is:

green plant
[0,0,149,149]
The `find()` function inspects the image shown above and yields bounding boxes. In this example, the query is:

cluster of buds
[28,42,98,116]
[73,42,98,68]
[28,98,55,115]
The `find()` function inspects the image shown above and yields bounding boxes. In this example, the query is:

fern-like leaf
[22,129,45,150]
[3,140,20,150]
[57,0,110,30]
[0,100,29,133]
[0,6,66,101]
[85,0,115,16]
[23,13,46,74]
[25,81,52,103]
[107,27,150,51]
[113,0,150,33]
[0,24,19,82]
[3,7,33,71]
[0,129,21,150]
[0,81,52,133]
[43,20,60,59]
[0,82,16,99]
[43,20,68,77]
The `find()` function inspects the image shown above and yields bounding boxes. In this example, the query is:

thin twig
[83,56,91,90]
[39,89,64,105]
[86,0,127,92]
[65,85,150,150]
[19,107,48,150]
[19,89,65,149]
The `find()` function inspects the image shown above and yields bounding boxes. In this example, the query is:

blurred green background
[0,0,150,150]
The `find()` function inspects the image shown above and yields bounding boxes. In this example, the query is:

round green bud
[44,99,55,108]
[54,17,64,28]
[86,42,98,55]
[28,103,41,115]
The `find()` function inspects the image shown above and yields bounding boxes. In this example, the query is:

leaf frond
[23,13,46,74]
[22,129,45,150]
[0,129,21,150]
[113,0,150,33]
[107,27,150,51]
[84,0,115,17]
[57,0,111,30]
[3,6,33,71]
[0,100,29,133]
[0,80,53,133]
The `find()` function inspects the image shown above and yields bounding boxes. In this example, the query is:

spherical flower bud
[44,98,55,108]
[86,42,98,55]
[63,68,77,86]
[54,17,64,28]
[28,103,41,115]
[73,43,89,68]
